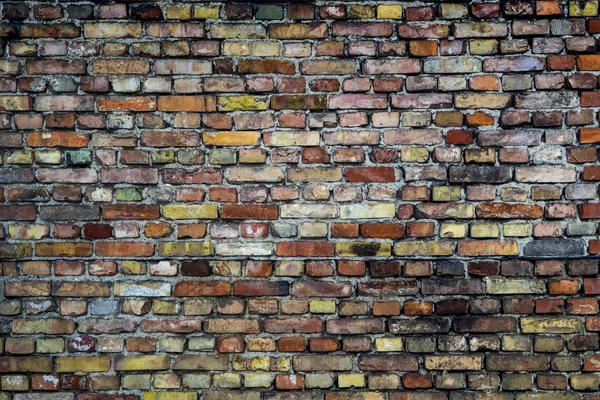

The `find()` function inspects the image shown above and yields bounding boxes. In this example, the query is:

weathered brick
[333,22,393,37]
[270,23,328,39]
[158,96,216,112]
[84,23,142,38]
[92,60,150,75]
[425,356,483,371]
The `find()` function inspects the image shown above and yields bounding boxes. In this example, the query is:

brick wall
[2,0,600,398]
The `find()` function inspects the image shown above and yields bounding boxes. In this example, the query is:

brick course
[1,0,600,398]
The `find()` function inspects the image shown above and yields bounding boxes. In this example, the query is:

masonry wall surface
[2,0,600,399]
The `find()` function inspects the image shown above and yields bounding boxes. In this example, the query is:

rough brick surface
[1,0,600,399]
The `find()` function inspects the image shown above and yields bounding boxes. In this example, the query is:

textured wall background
[2,0,600,399]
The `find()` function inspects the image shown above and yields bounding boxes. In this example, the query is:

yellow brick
[375,338,403,352]
[8,224,48,240]
[1,375,30,391]
[433,186,461,202]
[239,148,267,163]
[115,355,172,371]
[162,204,218,220]
[569,0,598,16]
[377,5,403,19]
[214,373,242,388]
[336,242,392,257]
[35,150,61,164]
[252,42,281,57]
[470,39,498,55]
[455,93,511,109]
[440,223,466,238]
[121,260,145,274]
[247,338,276,352]
[158,242,214,257]
[485,278,545,294]
[338,373,366,388]
[194,5,220,19]
[310,300,336,314]
[349,4,375,18]
[521,317,583,334]
[232,356,290,372]
[56,356,111,372]
[203,131,261,146]
[37,338,64,353]
[154,373,181,389]
[245,372,272,388]
[165,5,192,20]
[401,147,429,163]
[503,223,531,237]
[7,150,33,164]
[153,300,178,315]
[470,223,499,238]
[223,42,250,56]
[425,355,483,371]
[218,96,269,111]
[143,393,197,400]
[394,241,454,256]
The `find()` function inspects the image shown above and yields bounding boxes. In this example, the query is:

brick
[27,132,88,148]
[486,355,548,371]
[84,23,142,38]
[333,22,393,37]
[158,96,216,112]
[20,23,80,38]
[398,23,449,38]
[56,356,110,372]
[521,317,583,333]
[0,357,54,373]
[270,23,328,39]
[97,96,157,112]
[425,356,483,370]
[114,355,171,371]
[363,59,421,74]
[102,205,160,220]
[147,23,205,38]
[12,318,76,335]
[203,131,260,146]
[35,96,94,112]
[27,60,86,75]
[293,355,352,371]
[93,60,150,75]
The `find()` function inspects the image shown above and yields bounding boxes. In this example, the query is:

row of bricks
[2,295,600,318]
[1,1,596,22]
[6,201,600,221]
[6,277,600,297]
[3,258,600,277]
[2,330,600,354]
[4,147,600,171]
[3,352,600,372]
[4,219,600,241]
[4,19,600,40]
[3,91,600,112]
[1,37,599,60]
[5,238,600,257]
[2,370,600,392]
[3,108,600,132]
[5,129,600,149]
[0,392,593,400]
